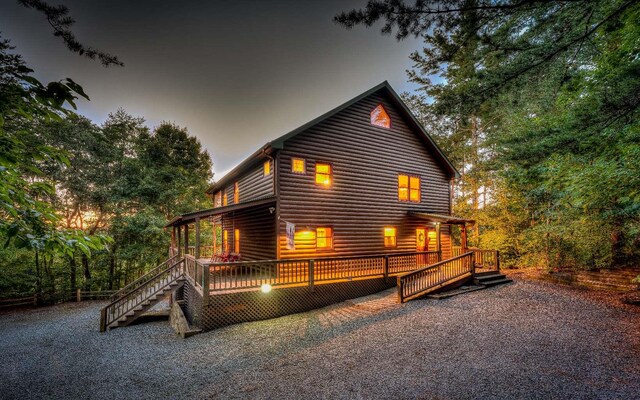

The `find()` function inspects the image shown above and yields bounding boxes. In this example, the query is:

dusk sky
[1,0,425,177]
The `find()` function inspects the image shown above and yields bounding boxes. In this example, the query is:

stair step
[476,273,506,281]
[480,277,513,287]
[475,271,502,278]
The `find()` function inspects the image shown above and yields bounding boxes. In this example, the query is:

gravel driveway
[1,279,638,400]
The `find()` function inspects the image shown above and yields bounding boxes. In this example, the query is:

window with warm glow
[234,229,240,253]
[223,192,228,206]
[384,227,397,247]
[223,230,229,253]
[370,104,391,129]
[234,182,239,204]
[398,175,409,201]
[264,160,271,176]
[316,227,333,249]
[291,157,306,174]
[315,163,332,186]
[410,176,421,202]
[398,174,420,203]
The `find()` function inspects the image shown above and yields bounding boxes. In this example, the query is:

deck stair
[100,257,185,332]
[474,271,512,287]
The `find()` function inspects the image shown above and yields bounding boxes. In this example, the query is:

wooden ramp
[397,252,475,303]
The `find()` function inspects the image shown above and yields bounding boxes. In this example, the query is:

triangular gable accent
[370,104,391,128]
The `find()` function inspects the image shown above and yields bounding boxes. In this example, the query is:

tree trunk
[69,256,77,301]
[82,254,91,290]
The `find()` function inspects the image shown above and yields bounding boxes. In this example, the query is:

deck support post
[195,217,201,259]
[495,250,500,271]
[202,263,209,306]
[170,228,176,257]
[308,260,315,292]
[384,255,389,282]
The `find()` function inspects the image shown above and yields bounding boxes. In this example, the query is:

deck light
[261,284,272,293]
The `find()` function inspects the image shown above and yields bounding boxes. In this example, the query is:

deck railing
[452,247,499,270]
[110,254,180,301]
[397,252,475,303]
[100,258,184,331]
[184,251,442,299]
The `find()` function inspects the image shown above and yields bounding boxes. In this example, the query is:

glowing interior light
[261,284,272,293]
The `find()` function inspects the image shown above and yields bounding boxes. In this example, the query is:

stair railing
[100,258,184,332]
[110,254,180,301]
[397,252,474,303]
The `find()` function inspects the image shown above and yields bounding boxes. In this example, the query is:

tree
[336,0,640,268]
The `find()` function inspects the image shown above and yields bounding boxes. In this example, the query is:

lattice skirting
[182,278,397,331]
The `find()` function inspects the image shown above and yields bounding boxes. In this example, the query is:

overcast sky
[1,0,425,178]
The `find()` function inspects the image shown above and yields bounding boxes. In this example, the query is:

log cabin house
[100,82,506,333]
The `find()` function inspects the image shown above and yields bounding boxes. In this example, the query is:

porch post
[435,223,442,256]
[170,227,176,256]
[177,226,182,256]
[195,217,201,259]
[184,224,189,256]
[461,224,468,252]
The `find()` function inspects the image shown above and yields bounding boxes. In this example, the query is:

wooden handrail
[397,252,474,303]
[196,250,442,294]
[111,254,180,301]
[100,258,184,332]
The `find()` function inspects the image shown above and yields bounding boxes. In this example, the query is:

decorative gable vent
[370,104,391,129]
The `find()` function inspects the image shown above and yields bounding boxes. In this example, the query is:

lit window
[292,157,306,174]
[223,191,228,206]
[234,182,239,204]
[315,163,332,186]
[384,227,397,247]
[398,174,420,203]
[316,227,333,249]
[398,175,408,201]
[234,229,240,253]
[410,176,420,202]
[264,160,271,176]
[370,104,391,129]
[214,191,222,207]
[223,230,229,253]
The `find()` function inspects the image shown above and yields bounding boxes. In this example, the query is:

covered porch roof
[166,196,277,227]
[408,211,475,225]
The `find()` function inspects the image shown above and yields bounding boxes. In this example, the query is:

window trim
[291,157,306,174]
[398,173,421,203]
[314,161,333,187]
[315,226,334,250]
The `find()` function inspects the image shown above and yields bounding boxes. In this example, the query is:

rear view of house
[100,82,505,333]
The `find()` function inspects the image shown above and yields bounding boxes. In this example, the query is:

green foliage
[339,0,640,269]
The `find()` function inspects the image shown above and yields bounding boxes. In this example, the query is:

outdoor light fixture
[269,207,275,214]
[261,284,272,293]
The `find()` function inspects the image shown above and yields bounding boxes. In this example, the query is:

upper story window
[316,227,333,249]
[264,160,271,176]
[315,163,332,186]
[233,182,239,204]
[371,104,391,129]
[214,191,222,207]
[292,157,306,174]
[384,227,397,247]
[398,174,420,203]
[223,191,228,206]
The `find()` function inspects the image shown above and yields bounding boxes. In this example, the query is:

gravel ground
[1,279,638,400]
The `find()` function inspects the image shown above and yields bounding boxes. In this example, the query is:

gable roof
[207,81,459,193]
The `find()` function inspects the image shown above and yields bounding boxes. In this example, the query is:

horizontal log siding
[220,162,273,207]
[278,91,451,259]
[221,203,276,261]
